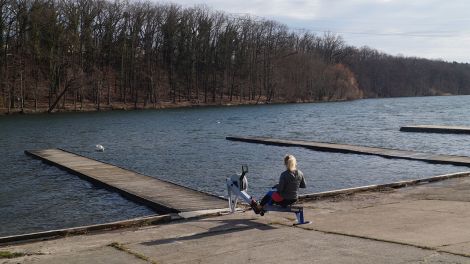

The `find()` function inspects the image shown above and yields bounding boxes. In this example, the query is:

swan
[95,144,105,152]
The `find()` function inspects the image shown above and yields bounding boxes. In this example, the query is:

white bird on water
[95,144,105,152]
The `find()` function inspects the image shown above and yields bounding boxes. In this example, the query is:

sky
[176,0,470,63]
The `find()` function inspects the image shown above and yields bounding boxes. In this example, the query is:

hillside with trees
[1,0,470,113]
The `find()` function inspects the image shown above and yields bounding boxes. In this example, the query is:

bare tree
[2,0,470,114]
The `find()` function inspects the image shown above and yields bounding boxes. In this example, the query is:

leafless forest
[1,0,470,113]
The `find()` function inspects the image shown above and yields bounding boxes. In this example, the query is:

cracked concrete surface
[3,176,470,263]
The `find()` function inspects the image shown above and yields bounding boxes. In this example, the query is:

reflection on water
[1,95,470,236]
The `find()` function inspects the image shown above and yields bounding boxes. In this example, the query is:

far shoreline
[0,93,463,116]
[0,97,352,116]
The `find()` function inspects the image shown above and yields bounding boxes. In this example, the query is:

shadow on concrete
[141,219,276,246]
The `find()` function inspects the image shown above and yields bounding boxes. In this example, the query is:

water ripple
[1,95,470,235]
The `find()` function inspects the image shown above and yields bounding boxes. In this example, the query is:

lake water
[1,95,470,236]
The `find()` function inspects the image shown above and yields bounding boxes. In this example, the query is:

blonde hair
[284,154,297,172]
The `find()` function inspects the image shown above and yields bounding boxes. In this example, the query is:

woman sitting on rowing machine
[253,154,306,214]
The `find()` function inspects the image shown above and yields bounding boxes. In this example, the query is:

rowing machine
[226,165,310,225]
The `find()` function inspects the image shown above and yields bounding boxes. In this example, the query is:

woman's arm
[277,173,286,193]
[299,171,306,188]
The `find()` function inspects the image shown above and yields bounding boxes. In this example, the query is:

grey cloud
[172,0,470,62]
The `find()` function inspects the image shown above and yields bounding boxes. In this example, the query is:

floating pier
[226,136,470,167]
[400,125,470,134]
[25,149,227,213]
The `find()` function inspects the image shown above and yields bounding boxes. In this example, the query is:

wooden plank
[400,125,470,134]
[226,136,470,167]
[25,149,227,213]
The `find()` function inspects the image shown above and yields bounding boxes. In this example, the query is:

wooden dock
[226,136,470,167]
[400,125,470,134]
[25,149,227,213]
